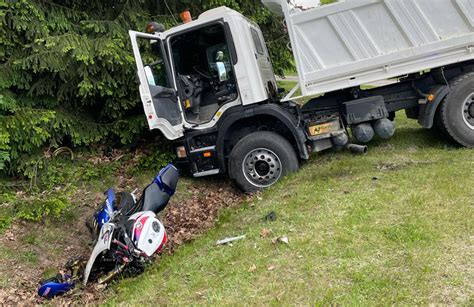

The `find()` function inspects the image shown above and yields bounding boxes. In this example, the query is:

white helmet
[128,211,167,256]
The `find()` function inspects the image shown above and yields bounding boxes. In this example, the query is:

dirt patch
[0,168,249,305]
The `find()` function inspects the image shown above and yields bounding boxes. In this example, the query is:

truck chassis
[174,61,474,191]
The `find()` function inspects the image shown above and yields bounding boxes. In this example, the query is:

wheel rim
[242,148,282,188]
[462,92,474,130]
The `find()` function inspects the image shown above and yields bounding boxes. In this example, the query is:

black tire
[115,192,136,214]
[439,72,474,147]
[228,131,299,192]
[85,191,136,238]
[431,104,450,139]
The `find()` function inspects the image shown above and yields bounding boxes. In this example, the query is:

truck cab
[130,2,474,192]
[129,7,277,139]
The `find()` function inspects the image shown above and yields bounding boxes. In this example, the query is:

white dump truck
[129,0,474,192]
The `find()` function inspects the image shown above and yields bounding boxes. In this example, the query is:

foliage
[15,194,69,222]
[0,154,120,232]
[0,0,299,177]
[36,156,119,190]
[0,190,70,232]
[137,149,174,172]
[0,193,15,230]
[0,0,150,175]
[0,192,71,233]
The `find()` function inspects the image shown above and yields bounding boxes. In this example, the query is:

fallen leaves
[164,183,249,251]
[4,230,15,241]
[260,228,271,238]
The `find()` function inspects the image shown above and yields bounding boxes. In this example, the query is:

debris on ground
[248,264,257,272]
[272,236,289,245]
[260,228,271,238]
[216,235,246,245]
[264,211,277,221]
[267,265,276,271]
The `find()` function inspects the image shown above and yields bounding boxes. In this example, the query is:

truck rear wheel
[439,72,474,148]
[432,106,449,138]
[228,131,299,192]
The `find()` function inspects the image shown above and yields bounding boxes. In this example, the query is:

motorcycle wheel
[114,192,136,214]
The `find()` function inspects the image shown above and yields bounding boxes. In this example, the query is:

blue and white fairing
[82,222,115,285]
[38,277,75,299]
[95,188,116,228]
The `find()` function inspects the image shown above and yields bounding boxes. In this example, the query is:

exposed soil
[0,153,250,305]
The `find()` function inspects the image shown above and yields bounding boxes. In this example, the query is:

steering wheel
[193,66,213,81]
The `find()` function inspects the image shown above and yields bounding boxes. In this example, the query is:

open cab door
[129,30,184,140]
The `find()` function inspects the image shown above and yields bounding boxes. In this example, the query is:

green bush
[0,189,71,232]
[15,195,69,222]
[0,213,12,231]
[137,150,174,172]
[36,157,119,190]
[0,191,70,232]
[0,155,123,232]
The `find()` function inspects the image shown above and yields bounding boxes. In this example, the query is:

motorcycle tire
[114,192,136,215]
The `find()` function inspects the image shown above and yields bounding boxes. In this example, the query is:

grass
[108,113,473,305]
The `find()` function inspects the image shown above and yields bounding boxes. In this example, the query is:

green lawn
[108,113,474,305]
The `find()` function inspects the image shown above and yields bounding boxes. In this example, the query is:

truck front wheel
[439,72,474,148]
[228,131,299,192]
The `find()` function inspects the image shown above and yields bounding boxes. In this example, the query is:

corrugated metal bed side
[264,0,474,99]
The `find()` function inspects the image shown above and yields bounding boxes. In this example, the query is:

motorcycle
[83,163,179,285]
[38,164,179,298]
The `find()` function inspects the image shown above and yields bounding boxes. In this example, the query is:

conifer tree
[0,0,293,176]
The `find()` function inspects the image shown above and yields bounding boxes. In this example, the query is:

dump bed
[263,0,474,99]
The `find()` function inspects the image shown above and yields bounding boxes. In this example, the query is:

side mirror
[214,50,229,82]
[216,62,228,82]
[144,66,156,86]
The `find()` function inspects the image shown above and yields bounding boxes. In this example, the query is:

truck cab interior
[169,22,237,124]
